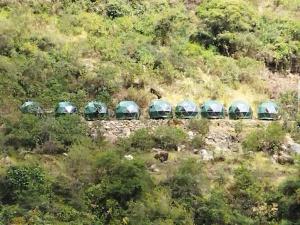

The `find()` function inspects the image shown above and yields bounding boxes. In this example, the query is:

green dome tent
[20,101,43,115]
[55,101,77,116]
[84,101,108,120]
[149,99,173,119]
[175,100,199,119]
[115,101,140,120]
[228,101,252,119]
[200,100,225,119]
[257,101,279,120]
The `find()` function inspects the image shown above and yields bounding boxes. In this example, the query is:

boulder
[199,149,214,161]
[0,156,13,166]
[188,131,194,139]
[193,149,200,154]
[124,154,134,160]
[177,145,185,152]
[288,143,300,154]
[154,151,169,162]
[150,164,160,172]
[273,152,294,165]
[123,128,131,137]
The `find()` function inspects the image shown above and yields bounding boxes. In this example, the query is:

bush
[118,128,155,152]
[242,122,286,153]
[188,119,210,136]
[86,151,153,223]
[165,159,205,204]
[127,188,194,225]
[258,17,300,73]
[195,0,258,55]
[191,134,206,149]
[0,165,50,207]
[279,91,298,120]
[4,114,87,152]
[106,1,129,19]
[153,126,187,150]
[4,114,41,150]
[277,179,300,222]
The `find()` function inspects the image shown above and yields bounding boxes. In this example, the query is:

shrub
[188,119,210,136]
[277,178,300,222]
[118,128,155,152]
[231,166,263,203]
[4,114,87,152]
[4,114,41,150]
[279,91,298,120]
[258,17,300,73]
[153,126,187,150]
[0,165,50,207]
[191,134,206,149]
[195,0,258,55]
[106,1,129,19]
[165,159,205,204]
[127,188,194,225]
[86,151,153,223]
[242,122,286,153]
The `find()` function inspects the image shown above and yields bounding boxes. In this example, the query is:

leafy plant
[153,126,187,150]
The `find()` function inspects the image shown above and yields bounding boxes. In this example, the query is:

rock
[154,151,169,162]
[104,134,118,143]
[0,156,13,166]
[123,128,131,137]
[273,152,294,165]
[177,145,185,152]
[124,154,134,160]
[150,164,160,172]
[152,148,163,153]
[188,131,194,139]
[281,144,288,152]
[288,143,300,154]
[199,149,214,161]
[193,149,200,154]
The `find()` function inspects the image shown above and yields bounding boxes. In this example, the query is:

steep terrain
[0,0,299,224]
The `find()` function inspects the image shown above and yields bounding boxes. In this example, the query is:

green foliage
[196,0,258,55]
[153,126,187,150]
[119,128,155,152]
[277,178,300,222]
[127,188,194,225]
[165,159,205,204]
[242,122,286,153]
[191,134,206,149]
[258,17,300,73]
[4,114,86,152]
[188,118,210,136]
[195,0,299,72]
[279,91,298,120]
[193,189,254,225]
[86,151,153,223]
[0,165,50,208]
[0,1,299,224]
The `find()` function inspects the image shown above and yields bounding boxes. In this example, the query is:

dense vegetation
[0,0,299,224]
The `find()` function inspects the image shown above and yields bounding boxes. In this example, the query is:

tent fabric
[84,101,108,120]
[200,100,225,119]
[257,101,279,120]
[115,101,140,120]
[175,100,199,119]
[55,101,77,115]
[228,101,252,119]
[149,99,173,119]
[20,101,43,114]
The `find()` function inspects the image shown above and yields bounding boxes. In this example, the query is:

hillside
[0,0,300,224]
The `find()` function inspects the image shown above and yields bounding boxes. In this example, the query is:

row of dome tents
[21,100,280,120]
